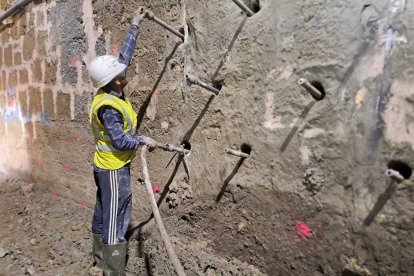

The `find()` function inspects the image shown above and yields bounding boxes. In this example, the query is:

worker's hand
[132,7,146,26]
[141,136,157,149]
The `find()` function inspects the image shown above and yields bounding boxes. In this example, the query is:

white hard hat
[88,55,127,88]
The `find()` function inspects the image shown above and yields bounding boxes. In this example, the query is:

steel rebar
[141,146,186,276]
[156,142,190,155]
[298,78,324,100]
[186,74,220,95]
[144,10,184,40]
[225,149,250,159]
[385,169,405,183]
[231,0,255,17]
[0,0,32,24]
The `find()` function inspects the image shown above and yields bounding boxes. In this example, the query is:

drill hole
[242,0,261,13]
[240,143,252,155]
[387,160,412,179]
[181,141,192,151]
[212,79,224,91]
[309,81,326,101]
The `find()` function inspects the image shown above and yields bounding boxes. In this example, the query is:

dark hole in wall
[342,269,363,276]
[212,79,224,91]
[181,141,192,151]
[242,0,261,13]
[179,27,185,36]
[240,143,252,155]
[387,160,412,179]
[309,81,326,101]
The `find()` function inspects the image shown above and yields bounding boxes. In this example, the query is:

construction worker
[87,8,156,275]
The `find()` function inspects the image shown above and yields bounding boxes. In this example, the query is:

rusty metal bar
[144,10,184,41]
[0,0,32,24]
[298,78,323,100]
[385,169,405,183]
[231,0,254,17]
[186,74,220,95]
[156,142,190,155]
[225,149,250,159]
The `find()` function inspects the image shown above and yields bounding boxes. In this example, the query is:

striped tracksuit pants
[92,165,132,244]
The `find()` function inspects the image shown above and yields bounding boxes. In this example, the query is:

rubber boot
[93,234,104,268]
[102,242,127,276]
[89,234,104,276]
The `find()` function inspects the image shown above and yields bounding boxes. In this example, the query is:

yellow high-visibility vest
[89,90,138,170]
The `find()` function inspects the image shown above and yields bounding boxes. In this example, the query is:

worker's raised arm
[118,8,145,70]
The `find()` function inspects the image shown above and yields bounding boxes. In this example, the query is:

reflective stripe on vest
[96,144,121,152]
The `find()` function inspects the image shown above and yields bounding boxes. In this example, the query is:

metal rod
[225,149,250,159]
[298,78,324,100]
[156,142,190,155]
[141,146,187,276]
[231,0,255,17]
[144,10,184,40]
[0,0,32,24]
[186,74,220,95]
[385,169,405,183]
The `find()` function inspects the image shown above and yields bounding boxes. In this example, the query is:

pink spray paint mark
[112,44,120,55]
[296,221,312,237]
[80,199,87,206]
[153,185,160,193]
[63,163,70,171]
[70,55,77,67]
[8,98,15,107]
[37,157,45,166]
[51,191,58,197]
[76,133,82,142]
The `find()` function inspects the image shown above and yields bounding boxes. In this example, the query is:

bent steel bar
[231,0,255,17]
[225,149,250,159]
[0,0,32,25]
[385,169,405,183]
[156,142,190,155]
[145,10,184,41]
[186,74,220,95]
[298,78,324,100]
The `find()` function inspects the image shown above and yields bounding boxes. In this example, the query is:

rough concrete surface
[1,0,414,275]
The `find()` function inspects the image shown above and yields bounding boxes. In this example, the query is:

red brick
[8,70,18,87]
[44,60,57,85]
[1,71,6,90]
[43,89,54,118]
[4,46,12,67]
[31,59,43,83]
[56,91,71,120]
[22,31,35,60]
[14,52,22,66]
[36,31,47,57]
[28,86,42,115]
[19,69,29,85]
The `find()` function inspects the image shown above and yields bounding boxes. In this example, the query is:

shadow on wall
[136,41,182,131]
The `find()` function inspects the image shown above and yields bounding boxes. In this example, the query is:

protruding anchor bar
[231,0,255,17]
[0,0,33,24]
[225,149,250,159]
[156,142,190,155]
[298,78,324,100]
[385,169,405,183]
[144,10,184,41]
[186,74,220,95]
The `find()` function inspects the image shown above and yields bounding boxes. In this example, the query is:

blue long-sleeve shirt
[97,24,145,151]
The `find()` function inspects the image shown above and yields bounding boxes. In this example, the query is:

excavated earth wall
[0,0,413,275]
